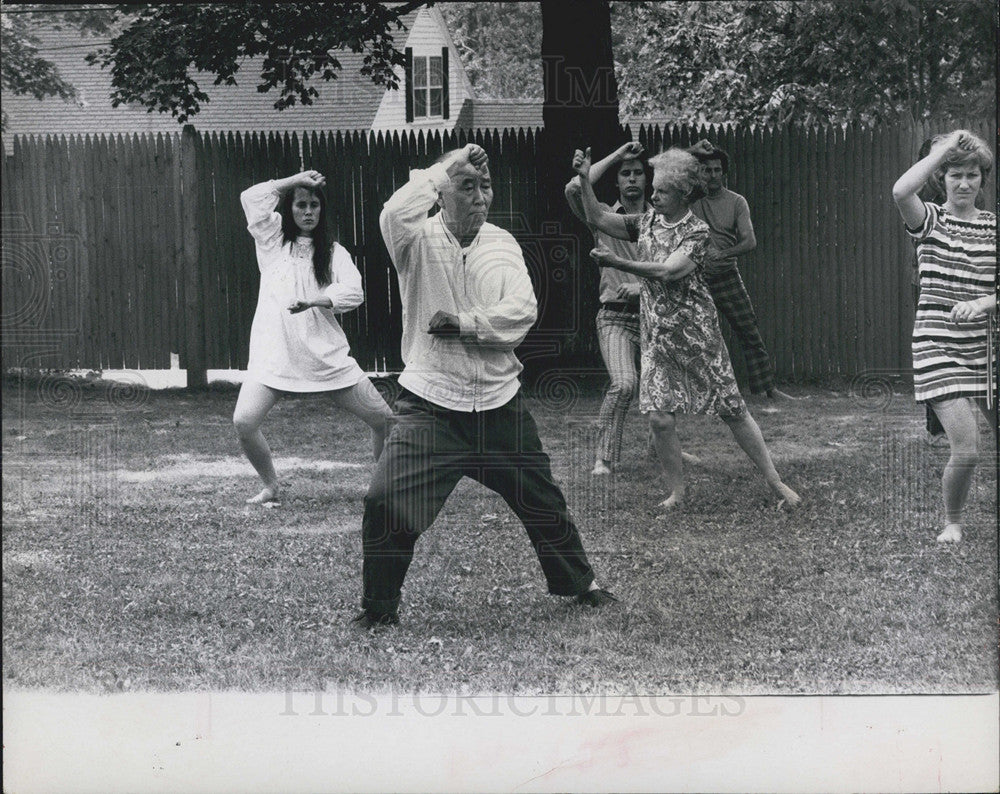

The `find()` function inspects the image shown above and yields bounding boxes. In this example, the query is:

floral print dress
[623,209,747,417]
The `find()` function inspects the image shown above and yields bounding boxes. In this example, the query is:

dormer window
[413,55,443,118]
[405,47,450,123]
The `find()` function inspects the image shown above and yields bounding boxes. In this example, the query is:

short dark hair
[616,152,650,179]
[610,138,651,187]
[694,144,730,175]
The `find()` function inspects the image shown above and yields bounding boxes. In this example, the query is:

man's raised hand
[572,147,592,179]
[464,144,488,169]
[616,142,644,160]
[688,139,715,157]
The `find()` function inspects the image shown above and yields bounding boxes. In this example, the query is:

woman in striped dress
[892,130,997,543]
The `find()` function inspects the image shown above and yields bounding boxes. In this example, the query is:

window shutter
[404,47,414,123]
[441,47,450,120]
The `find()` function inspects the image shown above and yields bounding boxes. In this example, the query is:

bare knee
[946,431,978,465]
[367,409,393,434]
[719,411,749,427]
[233,411,262,439]
[649,412,676,434]
[940,415,979,460]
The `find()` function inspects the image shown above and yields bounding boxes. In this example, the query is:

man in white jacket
[357,144,616,627]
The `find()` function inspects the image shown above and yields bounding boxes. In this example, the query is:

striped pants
[704,266,775,394]
[595,307,641,463]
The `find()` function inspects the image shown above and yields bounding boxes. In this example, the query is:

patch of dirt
[3,550,61,574]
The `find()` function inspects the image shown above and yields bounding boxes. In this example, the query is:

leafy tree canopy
[441,0,996,125]
[0,3,113,130]
[439,2,543,99]
[612,0,996,124]
[83,1,425,122]
[7,1,987,130]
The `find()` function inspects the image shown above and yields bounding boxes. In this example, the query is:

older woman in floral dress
[571,145,800,510]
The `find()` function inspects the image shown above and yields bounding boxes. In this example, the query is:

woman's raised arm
[571,147,632,240]
[892,130,971,229]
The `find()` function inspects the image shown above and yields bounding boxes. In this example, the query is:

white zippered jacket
[379,162,538,411]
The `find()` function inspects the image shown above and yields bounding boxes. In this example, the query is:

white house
[2,5,543,152]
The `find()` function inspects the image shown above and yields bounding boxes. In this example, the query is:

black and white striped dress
[908,203,996,403]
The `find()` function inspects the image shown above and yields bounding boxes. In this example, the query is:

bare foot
[936,524,962,543]
[769,480,801,508]
[657,492,684,510]
[592,459,612,476]
[681,451,702,466]
[247,485,280,505]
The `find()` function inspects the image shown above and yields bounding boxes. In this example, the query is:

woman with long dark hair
[235,170,392,505]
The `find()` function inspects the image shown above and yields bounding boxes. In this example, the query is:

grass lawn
[3,375,997,695]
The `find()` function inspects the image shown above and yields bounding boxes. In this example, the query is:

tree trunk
[525,0,624,381]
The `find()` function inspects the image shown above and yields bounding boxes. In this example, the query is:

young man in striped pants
[565,142,649,474]
[690,143,794,400]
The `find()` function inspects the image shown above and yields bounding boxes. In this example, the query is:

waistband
[600,301,639,314]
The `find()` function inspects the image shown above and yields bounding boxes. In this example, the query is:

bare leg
[328,377,394,460]
[931,397,981,542]
[974,398,997,442]
[647,427,701,465]
[233,380,281,503]
[649,411,684,508]
[721,411,801,506]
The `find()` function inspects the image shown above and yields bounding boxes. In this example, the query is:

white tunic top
[379,162,537,412]
[240,181,366,392]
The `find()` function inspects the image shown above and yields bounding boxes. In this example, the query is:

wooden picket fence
[1,118,993,384]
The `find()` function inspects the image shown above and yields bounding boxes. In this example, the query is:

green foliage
[612,0,997,124]
[439,2,543,99]
[0,4,113,131]
[84,2,426,123]
[437,1,996,124]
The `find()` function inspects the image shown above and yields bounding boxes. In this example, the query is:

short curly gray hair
[648,147,704,201]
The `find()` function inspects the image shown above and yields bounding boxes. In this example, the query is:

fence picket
[3,120,991,382]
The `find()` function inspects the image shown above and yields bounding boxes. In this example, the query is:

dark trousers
[361,389,596,616]
[705,267,775,394]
